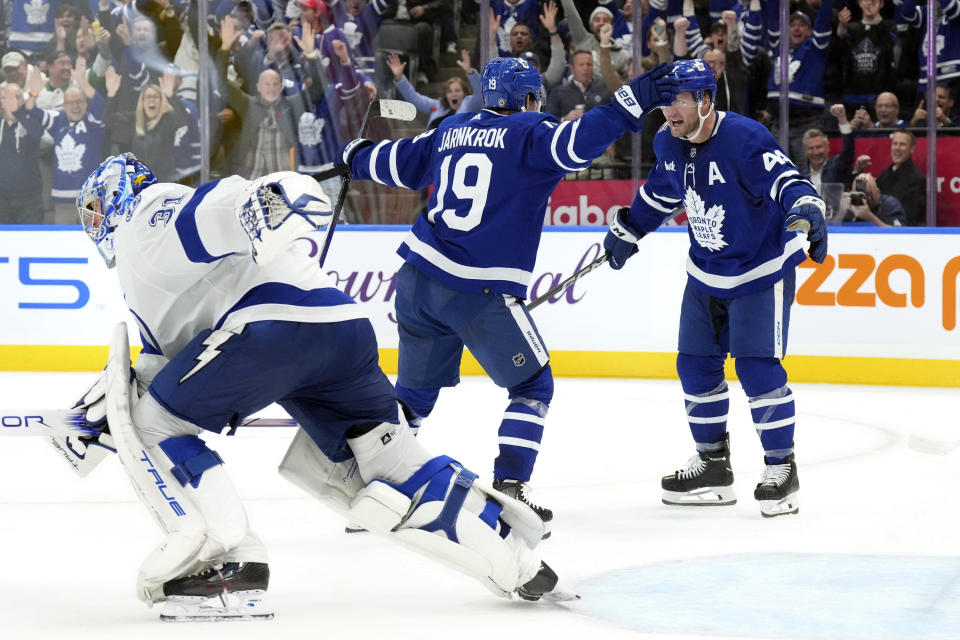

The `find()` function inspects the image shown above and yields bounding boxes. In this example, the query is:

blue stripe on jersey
[174,180,235,263]
[214,283,355,329]
[129,308,163,355]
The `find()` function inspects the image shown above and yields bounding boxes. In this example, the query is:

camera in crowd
[849,177,868,206]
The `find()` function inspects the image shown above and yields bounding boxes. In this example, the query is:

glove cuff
[613,84,645,119]
[790,195,826,216]
[610,208,643,244]
[341,138,375,167]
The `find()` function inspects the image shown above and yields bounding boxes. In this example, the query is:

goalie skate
[159,562,273,622]
[754,454,799,517]
[661,434,736,506]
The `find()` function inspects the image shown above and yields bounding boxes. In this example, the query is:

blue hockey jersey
[624,112,821,298]
[349,103,640,298]
[902,0,960,83]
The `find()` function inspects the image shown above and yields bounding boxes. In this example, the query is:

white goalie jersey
[112,175,366,359]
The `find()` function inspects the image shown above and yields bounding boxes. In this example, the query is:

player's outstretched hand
[604,207,644,269]
[785,198,828,263]
[339,137,375,170]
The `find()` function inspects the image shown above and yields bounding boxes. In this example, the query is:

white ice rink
[1,372,958,640]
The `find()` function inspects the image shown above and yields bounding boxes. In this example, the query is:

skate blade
[662,487,737,506]
[758,492,799,518]
[159,591,274,622]
[538,587,581,603]
[344,521,368,534]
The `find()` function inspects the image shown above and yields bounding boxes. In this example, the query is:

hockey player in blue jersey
[66,153,565,619]
[339,57,679,534]
[603,59,829,518]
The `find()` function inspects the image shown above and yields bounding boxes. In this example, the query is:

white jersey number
[427,152,493,231]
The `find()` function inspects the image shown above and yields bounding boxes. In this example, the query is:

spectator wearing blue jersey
[485,0,543,58]
[387,50,482,129]
[604,59,828,518]
[754,0,834,171]
[28,65,107,223]
[339,56,679,534]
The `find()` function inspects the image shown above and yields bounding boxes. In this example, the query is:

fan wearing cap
[1,51,42,100]
[747,0,834,171]
[559,0,631,79]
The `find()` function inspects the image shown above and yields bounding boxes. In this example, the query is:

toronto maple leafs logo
[772,58,802,85]
[173,125,188,147]
[298,112,325,146]
[55,134,85,173]
[684,186,728,252]
[23,0,49,25]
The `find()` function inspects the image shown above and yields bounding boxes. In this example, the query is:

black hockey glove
[785,196,828,263]
[604,207,645,270]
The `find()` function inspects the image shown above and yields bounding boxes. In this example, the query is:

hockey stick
[526,251,610,311]
[907,433,960,456]
[317,99,418,267]
[0,410,298,438]
[525,205,686,311]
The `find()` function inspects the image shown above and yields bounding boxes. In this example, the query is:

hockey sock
[677,353,727,449]
[735,357,794,463]
[495,366,553,482]
[748,384,795,463]
[686,382,730,452]
[494,398,546,482]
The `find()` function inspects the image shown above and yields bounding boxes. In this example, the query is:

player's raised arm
[339,127,438,191]
[525,62,679,175]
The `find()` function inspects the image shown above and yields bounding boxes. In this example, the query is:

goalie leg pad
[278,426,365,515]
[352,454,543,597]
[105,324,252,604]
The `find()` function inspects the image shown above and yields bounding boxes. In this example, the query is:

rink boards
[0,225,958,387]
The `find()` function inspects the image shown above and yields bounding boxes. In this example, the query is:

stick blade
[376,99,418,122]
[908,433,960,456]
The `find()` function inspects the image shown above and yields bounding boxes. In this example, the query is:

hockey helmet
[671,58,716,103]
[481,57,545,111]
[77,153,157,268]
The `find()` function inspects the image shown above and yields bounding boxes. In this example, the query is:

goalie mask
[77,153,157,268]
[237,172,334,264]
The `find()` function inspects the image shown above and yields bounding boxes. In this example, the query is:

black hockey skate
[516,561,580,602]
[493,479,553,539]
[661,433,736,506]
[754,453,799,517]
[160,562,273,621]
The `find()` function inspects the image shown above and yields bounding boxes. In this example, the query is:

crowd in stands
[0,0,955,225]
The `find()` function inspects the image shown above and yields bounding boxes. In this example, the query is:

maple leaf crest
[684,186,728,252]
[24,0,49,25]
[55,133,85,173]
[298,112,325,146]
